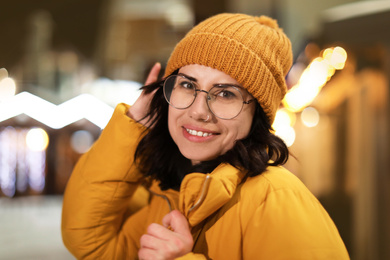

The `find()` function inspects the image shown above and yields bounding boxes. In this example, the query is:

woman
[62,13,349,259]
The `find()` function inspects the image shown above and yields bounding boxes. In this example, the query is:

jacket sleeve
[241,183,350,260]
[61,103,149,259]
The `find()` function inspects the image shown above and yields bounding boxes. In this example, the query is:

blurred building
[305,2,390,260]
[0,0,389,259]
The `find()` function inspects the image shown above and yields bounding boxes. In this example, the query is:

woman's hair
[134,76,289,191]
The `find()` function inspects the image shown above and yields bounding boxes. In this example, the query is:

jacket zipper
[148,189,173,212]
[188,174,211,213]
[148,174,212,215]
[148,175,212,251]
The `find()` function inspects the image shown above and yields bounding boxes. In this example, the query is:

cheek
[235,111,255,140]
[235,121,252,140]
[239,105,256,137]
[221,119,252,152]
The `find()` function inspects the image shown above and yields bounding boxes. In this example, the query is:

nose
[188,90,211,121]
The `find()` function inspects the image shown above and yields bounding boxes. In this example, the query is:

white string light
[0,92,114,129]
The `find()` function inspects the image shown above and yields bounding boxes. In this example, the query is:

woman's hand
[127,62,161,126]
[138,210,194,260]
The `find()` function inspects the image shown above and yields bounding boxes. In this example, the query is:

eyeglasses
[163,75,255,120]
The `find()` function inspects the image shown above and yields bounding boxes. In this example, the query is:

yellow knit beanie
[164,13,293,124]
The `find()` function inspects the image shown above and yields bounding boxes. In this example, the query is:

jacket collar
[179,163,245,227]
[148,163,245,227]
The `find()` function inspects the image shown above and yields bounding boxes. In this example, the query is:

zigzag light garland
[0,92,114,129]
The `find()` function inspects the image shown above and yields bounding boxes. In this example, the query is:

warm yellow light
[326,66,336,78]
[301,107,320,127]
[26,128,49,151]
[322,48,333,60]
[273,108,296,129]
[283,89,305,112]
[283,45,348,113]
[323,46,347,70]
[306,58,329,85]
[283,83,320,113]
[0,77,16,101]
[273,108,296,147]
[331,46,347,69]
[0,68,8,80]
[275,125,296,147]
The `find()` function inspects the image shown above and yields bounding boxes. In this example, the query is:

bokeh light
[273,108,297,147]
[275,125,296,147]
[26,128,49,152]
[0,77,16,101]
[0,126,17,197]
[301,107,320,127]
[283,46,347,113]
[323,46,347,70]
[165,3,194,29]
[273,108,296,129]
[0,68,9,80]
[70,130,94,154]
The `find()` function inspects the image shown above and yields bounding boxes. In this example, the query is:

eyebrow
[177,73,198,82]
[177,72,245,90]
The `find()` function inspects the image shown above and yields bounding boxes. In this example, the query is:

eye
[211,86,240,101]
[177,80,195,90]
[217,90,236,98]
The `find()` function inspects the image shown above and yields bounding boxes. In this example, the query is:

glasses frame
[163,75,255,120]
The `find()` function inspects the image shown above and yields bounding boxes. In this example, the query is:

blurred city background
[0,0,389,259]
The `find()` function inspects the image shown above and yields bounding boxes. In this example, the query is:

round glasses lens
[208,85,244,119]
[164,75,196,109]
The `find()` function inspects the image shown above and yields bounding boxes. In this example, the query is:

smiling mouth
[185,128,215,137]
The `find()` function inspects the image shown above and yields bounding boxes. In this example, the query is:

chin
[177,144,226,163]
[185,154,219,164]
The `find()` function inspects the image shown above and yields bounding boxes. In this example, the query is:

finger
[162,210,191,236]
[144,62,161,85]
[140,233,166,250]
[143,216,193,259]
[145,223,172,240]
[140,229,179,260]
[138,247,163,260]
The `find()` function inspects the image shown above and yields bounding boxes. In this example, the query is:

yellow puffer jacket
[61,103,350,259]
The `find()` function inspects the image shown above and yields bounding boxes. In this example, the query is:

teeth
[186,128,213,137]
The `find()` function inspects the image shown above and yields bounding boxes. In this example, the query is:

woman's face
[168,64,256,165]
